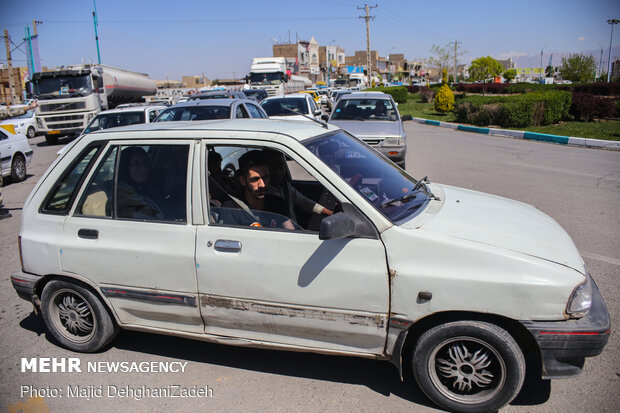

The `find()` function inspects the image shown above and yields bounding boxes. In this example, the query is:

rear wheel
[41,280,119,352]
[11,154,26,182]
[412,320,525,413]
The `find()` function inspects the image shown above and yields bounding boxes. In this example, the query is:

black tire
[45,135,59,145]
[26,126,36,139]
[41,279,119,352]
[412,320,525,413]
[11,154,27,182]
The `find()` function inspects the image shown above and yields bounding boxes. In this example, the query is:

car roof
[84,118,339,143]
[168,98,254,108]
[340,92,390,100]
[96,105,167,115]
[262,94,309,100]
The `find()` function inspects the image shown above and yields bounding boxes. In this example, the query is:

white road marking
[582,252,620,267]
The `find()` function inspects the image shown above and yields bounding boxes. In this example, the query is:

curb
[410,117,620,150]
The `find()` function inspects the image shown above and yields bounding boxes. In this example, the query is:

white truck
[247,57,311,97]
[29,64,157,144]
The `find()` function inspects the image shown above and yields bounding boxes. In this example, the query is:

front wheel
[11,154,26,182]
[41,280,119,352]
[26,126,36,138]
[412,320,525,413]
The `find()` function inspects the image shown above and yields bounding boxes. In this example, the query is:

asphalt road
[0,126,618,412]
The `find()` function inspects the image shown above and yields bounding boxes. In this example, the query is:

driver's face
[241,164,270,200]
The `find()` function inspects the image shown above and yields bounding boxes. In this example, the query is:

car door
[0,129,11,175]
[195,139,390,355]
[59,139,203,333]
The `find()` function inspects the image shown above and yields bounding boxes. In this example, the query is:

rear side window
[42,145,101,213]
[245,103,266,118]
[75,144,189,223]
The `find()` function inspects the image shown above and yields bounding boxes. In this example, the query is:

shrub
[407,85,421,94]
[454,90,572,127]
[367,86,409,103]
[434,84,455,112]
[571,93,617,121]
[419,86,436,103]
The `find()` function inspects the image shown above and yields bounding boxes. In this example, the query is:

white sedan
[260,93,324,121]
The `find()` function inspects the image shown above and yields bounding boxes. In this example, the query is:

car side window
[245,103,266,119]
[148,110,159,122]
[206,145,337,232]
[235,105,249,118]
[75,144,189,223]
[42,145,102,213]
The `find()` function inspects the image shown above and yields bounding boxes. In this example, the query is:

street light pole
[607,19,619,83]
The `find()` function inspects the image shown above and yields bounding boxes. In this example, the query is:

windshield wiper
[280,107,328,129]
[380,193,418,208]
[412,176,441,201]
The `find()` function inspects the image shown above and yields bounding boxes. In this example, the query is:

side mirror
[319,212,356,240]
[314,110,323,116]
[321,114,329,122]
[401,115,412,121]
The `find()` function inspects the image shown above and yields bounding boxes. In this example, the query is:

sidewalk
[410,117,620,150]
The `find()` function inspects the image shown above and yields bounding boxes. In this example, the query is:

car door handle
[214,240,241,253]
[78,229,99,240]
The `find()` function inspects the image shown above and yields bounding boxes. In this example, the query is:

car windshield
[249,72,282,85]
[84,111,146,132]
[331,98,398,121]
[304,131,429,222]
[32,75,93,98]
[10,109,35,119]
[261,98,308,116]
[155,106,231,121]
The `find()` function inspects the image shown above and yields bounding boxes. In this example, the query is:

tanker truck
[247,57,311,97]
[29,64,157,144]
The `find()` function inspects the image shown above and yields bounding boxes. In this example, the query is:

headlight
[382,136,401,146]
[36,118,43,128]
[566,276,592,318]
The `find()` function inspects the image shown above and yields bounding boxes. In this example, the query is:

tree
[503,68,517,83]
[558,54,596,83]
[469,56,504,82]
[428,44,451,71]
[545,65,554,78]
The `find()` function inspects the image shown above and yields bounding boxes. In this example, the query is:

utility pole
[453,41,461,82]
[358,4,377,84]
[3,29,17,104]
[93,0,101,64]
[607,19,619,83]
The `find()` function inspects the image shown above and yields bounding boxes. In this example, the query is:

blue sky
[1,0,618,80]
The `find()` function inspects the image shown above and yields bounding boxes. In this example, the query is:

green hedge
[366,86,409,103]
[454,90,572,127]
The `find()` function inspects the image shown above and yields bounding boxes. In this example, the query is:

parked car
[188,90,247,100]
[154,99,267,122]
[243,89,269,103]
[10,119,610,413]
[0,106,38,138]
[326,92,410,168]
[82,104,168,134]
[0,126,33,182]
[260,93,323,121]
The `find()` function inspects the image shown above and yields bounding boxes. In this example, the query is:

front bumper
[521,274,611,379]
[372,144,407,165]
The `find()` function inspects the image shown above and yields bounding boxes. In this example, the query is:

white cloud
[496,51,528,60]
[577,36,586,41]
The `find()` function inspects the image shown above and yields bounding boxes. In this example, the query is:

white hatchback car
[11,119,609,413]
[0,127,33,182]
[0,106,38,138]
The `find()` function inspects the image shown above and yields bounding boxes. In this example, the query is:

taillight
[18,235,25,271]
